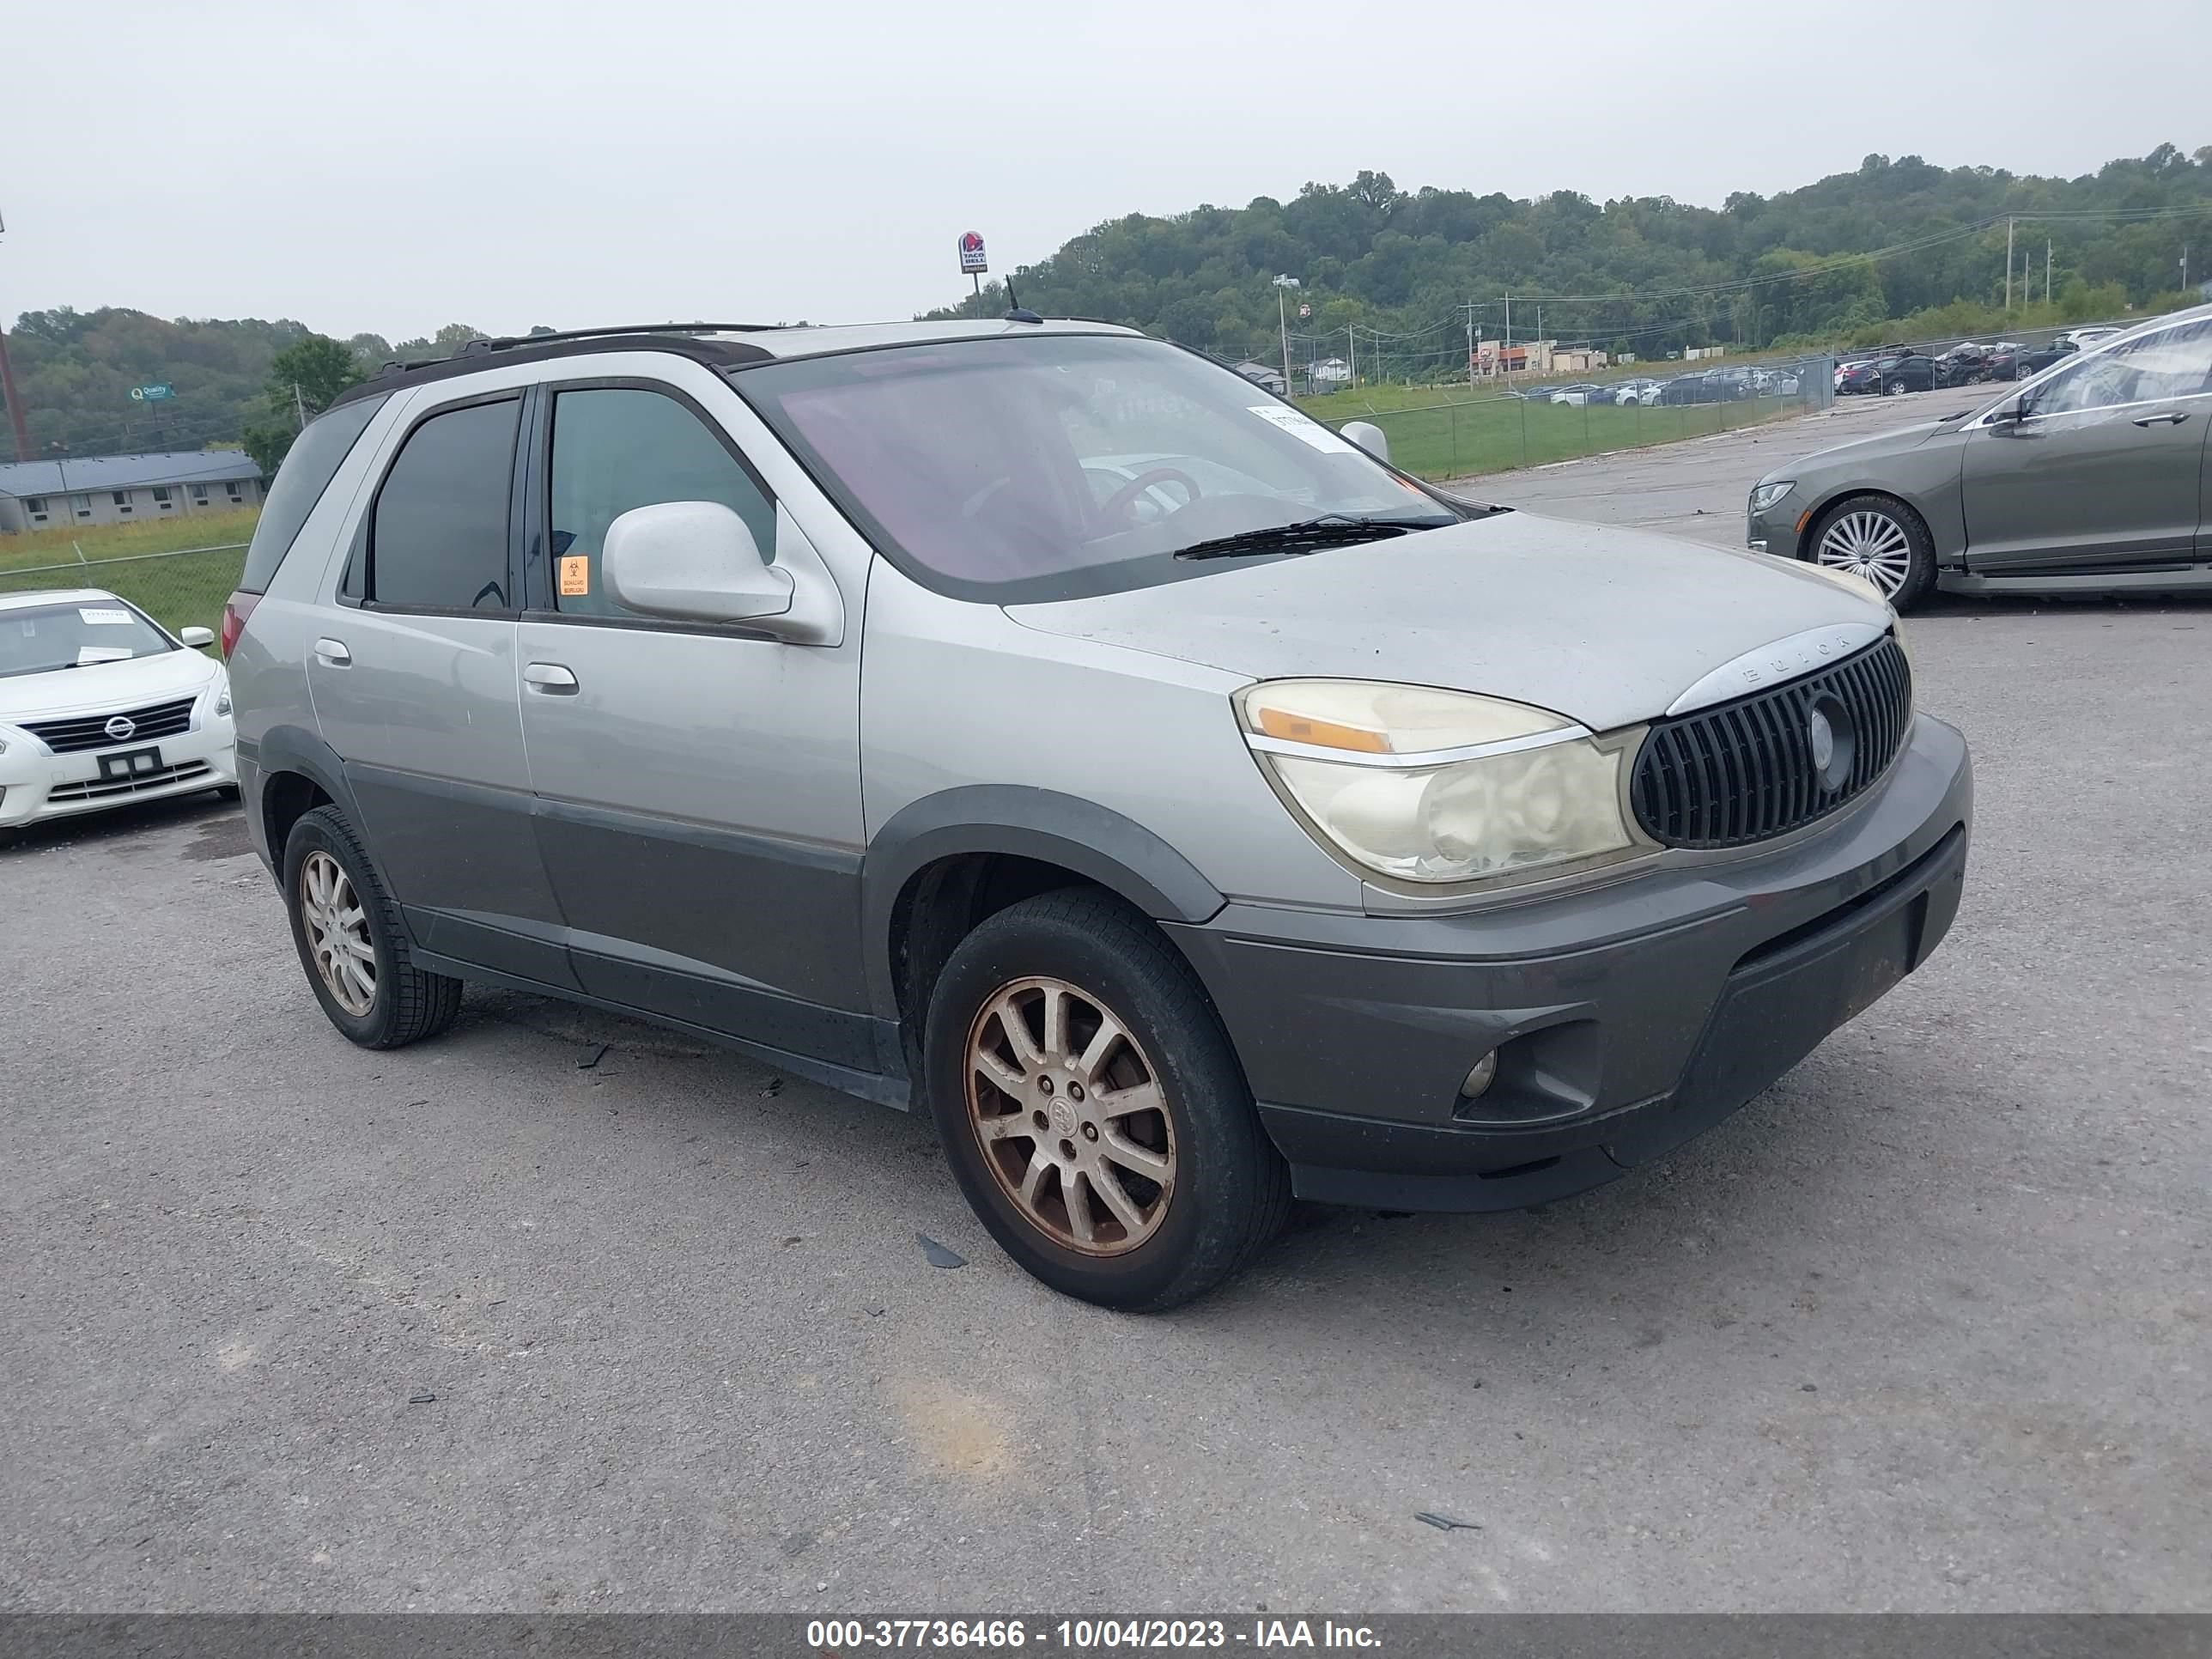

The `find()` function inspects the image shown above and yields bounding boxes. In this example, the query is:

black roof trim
[328,326,775,410]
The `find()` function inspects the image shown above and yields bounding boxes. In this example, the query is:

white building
[0,450,264,535]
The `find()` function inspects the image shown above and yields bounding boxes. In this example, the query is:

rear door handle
[313,637,351,666]
[2132,410,2191,427]
[523,662,579,694]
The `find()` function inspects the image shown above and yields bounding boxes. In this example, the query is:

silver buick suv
[225,318,1971,1310]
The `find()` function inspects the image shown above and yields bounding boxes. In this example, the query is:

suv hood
[0,647,221,723]
[1005,512,1890,733]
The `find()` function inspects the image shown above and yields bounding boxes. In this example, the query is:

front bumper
[1165,713,1971,1212]
[0,714,236,829]
[1747,496,1801,556]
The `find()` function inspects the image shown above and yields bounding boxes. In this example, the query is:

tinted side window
[237,393,386,593]
[547,387,775,618]
[368,398,520,611]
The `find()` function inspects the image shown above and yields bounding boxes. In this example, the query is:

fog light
[1459,1052,1498,1100]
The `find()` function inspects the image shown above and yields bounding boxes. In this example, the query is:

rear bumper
[1165,714,1971,1212]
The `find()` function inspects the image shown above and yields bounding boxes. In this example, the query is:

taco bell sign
[957,231,988,275]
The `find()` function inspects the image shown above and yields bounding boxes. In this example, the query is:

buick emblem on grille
[105,715,137,742]
[1807,708,1835,773]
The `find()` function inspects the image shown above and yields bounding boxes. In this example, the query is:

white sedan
[0,588,237,842]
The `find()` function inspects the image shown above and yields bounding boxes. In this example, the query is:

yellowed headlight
[1239,680,1570,757]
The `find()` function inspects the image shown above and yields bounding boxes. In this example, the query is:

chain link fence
[0,542,247,640]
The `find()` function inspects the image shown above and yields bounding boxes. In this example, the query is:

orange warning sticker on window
[558,556,590,597]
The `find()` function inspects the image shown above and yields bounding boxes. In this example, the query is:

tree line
[926,145,2211,373]
[4,143,2206,470]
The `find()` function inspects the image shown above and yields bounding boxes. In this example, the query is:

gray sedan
[1747,305,2212,610]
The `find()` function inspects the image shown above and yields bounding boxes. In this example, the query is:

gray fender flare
[240,723,360,857]
[860,786,1225,1021]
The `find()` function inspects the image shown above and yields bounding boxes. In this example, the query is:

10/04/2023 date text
[805,1619,1383,1650]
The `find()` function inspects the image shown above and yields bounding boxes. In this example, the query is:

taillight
[221,591,259,658]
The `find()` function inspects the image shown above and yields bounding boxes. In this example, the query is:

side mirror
[1341,420,1390,464]
[1984,399,2027,429]
[602,501,793,624]
[179,626,216,649]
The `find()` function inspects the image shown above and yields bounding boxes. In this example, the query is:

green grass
[0,507,260,567]
[0,508,258,639]
[1293,389,1808,480]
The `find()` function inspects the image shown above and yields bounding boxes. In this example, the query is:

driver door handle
[523,662,579,694]
[2133,410,2191,427]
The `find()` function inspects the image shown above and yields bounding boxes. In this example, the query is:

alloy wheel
[1816,509,1914,599]
[300,848,376,1016]
[964,976,1177,1256]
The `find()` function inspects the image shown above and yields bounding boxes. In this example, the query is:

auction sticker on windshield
[1248,404,1356,453]
[80,608,135,625]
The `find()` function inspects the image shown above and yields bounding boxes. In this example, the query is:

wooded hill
[7,144,2207,460]
[926,144,2211,372]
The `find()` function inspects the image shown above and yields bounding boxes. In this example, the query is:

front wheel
[1808,494,1936,611]
[924,890,1289,1311]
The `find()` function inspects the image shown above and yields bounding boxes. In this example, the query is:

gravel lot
[4,397,2207,1612]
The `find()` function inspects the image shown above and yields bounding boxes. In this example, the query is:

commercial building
[0,450,264,535]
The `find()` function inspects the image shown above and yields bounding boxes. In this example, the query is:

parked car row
[1840,325,2136,396]
[1517,366,1804,407]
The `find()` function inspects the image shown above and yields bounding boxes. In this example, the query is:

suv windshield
[0,599,176,679]
[733,333,1460,602]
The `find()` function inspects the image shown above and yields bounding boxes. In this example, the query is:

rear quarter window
[236,393,388,593]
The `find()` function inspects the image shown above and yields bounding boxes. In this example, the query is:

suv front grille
[22,696,198,754]
[1632,635,1912,849]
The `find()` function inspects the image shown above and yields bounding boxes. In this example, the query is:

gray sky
[9,0,2205,341]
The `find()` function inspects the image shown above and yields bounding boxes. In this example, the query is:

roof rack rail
[481,321,779,349]
[368,323,778,379]
[340,325,778,409]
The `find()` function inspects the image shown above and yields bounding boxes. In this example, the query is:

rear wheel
[924,890,1289,1311]
[1808,494,1936,611]
[282,805,461,1049]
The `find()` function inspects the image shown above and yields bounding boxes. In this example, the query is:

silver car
[1749,305,2212,609]
[228,319,1972,1310]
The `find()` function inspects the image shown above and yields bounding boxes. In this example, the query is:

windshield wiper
[1173,514,1443,562]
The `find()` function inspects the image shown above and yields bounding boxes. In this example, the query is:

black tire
[214,783,242,802]
[282,805,461,1049]
[1804,492,1936,613]
[923,889,1290,1312]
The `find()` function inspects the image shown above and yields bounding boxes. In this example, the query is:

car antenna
[1003,273,1042,325]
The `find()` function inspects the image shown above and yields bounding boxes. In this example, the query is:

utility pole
[294,382,308,431]
[2046,239,2053,306]
[1463,301,1477,387]
[1273,275,1299,397]
[1504,291,1512,360]
[0,207,30,462]
[2184,245,2191,295]
[2004,216,2014,313]
[1348,325,1356,389]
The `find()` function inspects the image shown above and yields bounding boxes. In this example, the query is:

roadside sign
[957,231,988,275]
[129,384,173,402]
[1298,304,1310,318]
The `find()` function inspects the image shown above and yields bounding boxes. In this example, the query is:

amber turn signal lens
[1252,706,1392,753]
